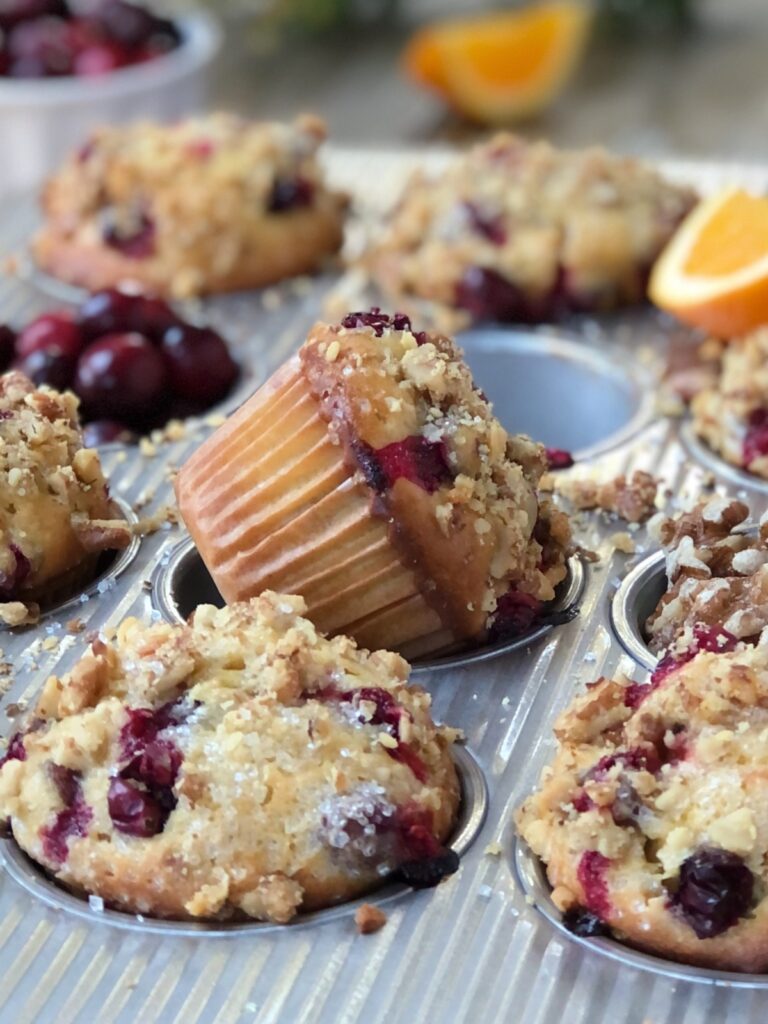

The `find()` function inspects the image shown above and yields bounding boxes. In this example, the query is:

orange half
[403,3,592,124]
[649,187,768,338]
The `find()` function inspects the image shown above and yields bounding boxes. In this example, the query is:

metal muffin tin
[0,154,768,1021]
[610,550,665,672]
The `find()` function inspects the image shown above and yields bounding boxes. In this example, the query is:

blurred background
[160,0,768,162]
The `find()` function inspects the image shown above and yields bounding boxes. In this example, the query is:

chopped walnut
[355,903,388,934]
[557,470,658,523]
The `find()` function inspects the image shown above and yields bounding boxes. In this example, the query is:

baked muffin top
[0,371,130,611]
[365,134,696,323]
[516,642,768,971]
[0,592,460,922]
[36,113,347,297]
[646,496,768,657]
[301,311,571,640]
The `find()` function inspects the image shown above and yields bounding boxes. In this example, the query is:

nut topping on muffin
[33,114,348,298]
[0,593,460,921]
[516,642,768,971]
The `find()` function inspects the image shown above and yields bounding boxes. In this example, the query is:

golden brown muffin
[0,371,130,620]
[516,642,768,972]
[692,329,768,479]
[646,496,768,657]
[175,311,572,659]
[364,134,696,326]
[33,113,347,299]
[0,592,460,922]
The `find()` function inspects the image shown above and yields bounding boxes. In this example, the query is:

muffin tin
[1,152,768,1022]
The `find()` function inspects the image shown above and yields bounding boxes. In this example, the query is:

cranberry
[82,419,135,446]
[16,310,83,359]
[161,325,238,403]
[376,436,453,494]
[489,590,542,641]
[743,408,768,467]
[610,778,644,827]
[107,776,166,837]
[0,0,68,30]
[395,804,442,860]
[545,447,575,470]
[0,731,26,769]
[73,40,124,75]
[572,791,594,813]
[350,438,387,493]
[0,543,31,598]
[93,0,156,48]
[464,202,506,245]
[562,907,610,937]
[577,851,612,918]
[589,746,661,778]
[15,347,76,390]
[395,850,459,888]
[122,738,181,789]
[102,211,156,259]
[0,326,16,371]
[673,847,753,939]
[118,699,191,759]
[133,297,180,339]
[388,742,428,783]
[7,16,74,76]
[78,289,178,341]
[74,332,167,423]
[340,308,427,344]
[628,625,739,708]
[268,176,314,212]
[40,767,91,865]
[455,267,533,324]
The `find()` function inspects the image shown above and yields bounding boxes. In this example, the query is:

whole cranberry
[94,0,158,48]
[107,777,165,837]
[79,289,138,339]
[132,296,180,339]
[82,419,135,447]
[74,40,125,75]
[16,310,83,359]
[15,347,76,390]
[673,847,754,939]
[0,325,16,370]
[161,324,238,403]
[7,16,74,76]
[0,0,68,31]
[74,332,167,423]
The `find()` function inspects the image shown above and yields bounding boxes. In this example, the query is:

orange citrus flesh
[650,187,768,339]
[402,3,592,124]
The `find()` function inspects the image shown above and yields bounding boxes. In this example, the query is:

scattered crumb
[5,701,26,718]
[204,413,226,428]
[484,841,502,857]
[609,531,636,554]
[261,287,282,311]
[42,636,59,651]
[477,884,493,899]
[66,618,86,634]
[557,470,659,524]
[2,253,20,276]
[0,601,38,627]
[88,894,105,913]
[576,545,600,563]
[134,504,180,536]
[355,903,387,934]
[539,471,555,493]
[150,419,187,445]
[139,438,157,457]
[655,391,685,418]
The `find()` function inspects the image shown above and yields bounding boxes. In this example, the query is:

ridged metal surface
[0,153,767,1023]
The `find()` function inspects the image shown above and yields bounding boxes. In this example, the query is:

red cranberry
[0,0,68,30]
[79,289,137,339]
[395,804,442,860]
[341,308,427,344]
[489,590,542,641]
[268,177,314,212]
[673,847,753,939]
[82,419,135,446]
[95,0,178,50]
[16,310,83,359]
[0,325,16,371]
[107,777,166,837]
[639,624,739,703]
[562,907,610,937]
[455,267,532,323]
[0,543,30,598]
[375,436,453,494]
[122,738,181,789]
[577,851,612,918]
[102,211,156,259]
[395,849,459,888]
[161,325,238,403]
[545,447,575,470]
[73,40,124,75]
[589,746,661,778]
[388,742,428,782]
[743,409,768,467]
[572,791,594,813]
[7,16,74,76]
[40,767,91,865]
[15,347,76,390]
[74,332,167,423]
[463,202,506,245]
[0,731,26,769]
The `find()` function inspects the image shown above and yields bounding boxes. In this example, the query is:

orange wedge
[403,3,592,124]
[649,187,768,338]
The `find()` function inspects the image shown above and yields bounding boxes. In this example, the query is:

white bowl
[0,11,221,197]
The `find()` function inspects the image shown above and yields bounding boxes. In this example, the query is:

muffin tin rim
[609,549,664,672]
[680,420,768,495]
[511,832,768,989]
[0,742,488,937]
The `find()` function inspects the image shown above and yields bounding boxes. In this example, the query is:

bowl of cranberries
[0,288,239,445]
[0,0,220,195]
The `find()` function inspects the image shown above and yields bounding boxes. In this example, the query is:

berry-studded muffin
[0,371,130,618]
[33,114,348,299]
[645,496,768,658]
[0,592,460,922]
[516,642,768,972]
[692,330,768,480]
[363,134,696,327]
[176,311,572,660]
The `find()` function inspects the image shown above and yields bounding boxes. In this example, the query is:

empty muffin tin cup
[681,421,768,495]
[610,551,666,673]
[0,743,487,936]
[17,496,141,626]
[457,327,655,459]
[512,833,768,987]
[151,536,585,675]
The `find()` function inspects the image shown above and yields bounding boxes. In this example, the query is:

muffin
[516,642,768,972]
[33,113,348,299]
[692,329,768,479]
[0,592,460,922]
[176,311,572,660]
[0,371,131,618]
[364,134,697,326]
[645,496,768,658]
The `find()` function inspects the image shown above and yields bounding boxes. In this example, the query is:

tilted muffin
[33,113,348,299]
[363,134,696,327]
[516,642,768,972]
[0,371,130,618]
[0,592,460,922]
[692,330,768,479]
[176,310,572,660]
[646,496,768,658]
